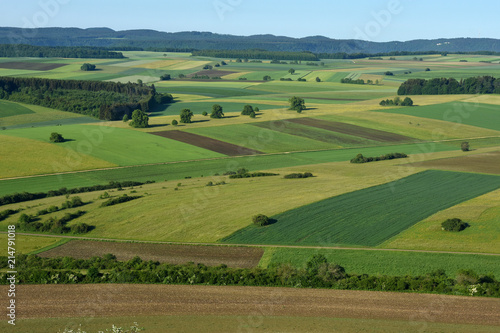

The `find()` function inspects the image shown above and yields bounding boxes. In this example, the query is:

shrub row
[283,172,313,179]
[100,195,142,207]
[229,172,279,179]
[350,153,408,164]
[0,209,18,222]
[15,211,92,234]
[1,254,498,297]
[0,181,151,206]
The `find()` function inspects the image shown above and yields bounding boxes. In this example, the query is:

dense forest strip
[0,44,125,58]
[0,77,173,119]
[398,76,500,95]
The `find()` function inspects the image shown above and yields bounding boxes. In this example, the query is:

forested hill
[2,27,500,54]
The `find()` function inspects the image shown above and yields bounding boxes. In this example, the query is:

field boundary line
[3,232,500,256]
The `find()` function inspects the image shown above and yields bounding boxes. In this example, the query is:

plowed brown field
[288,118,415,142]
[152,130,263,156]
[38,240,264,268]
[0,62,67,71]
[3,284,499,326]
[405,151,500,175]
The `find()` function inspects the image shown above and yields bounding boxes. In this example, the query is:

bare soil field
[288,117,415,142]
[38,240,264,268]
[404,151,500,175]
[152,130,264,155]
[188,70,237,77]
[0,61,67,71]
[3,284,499,326]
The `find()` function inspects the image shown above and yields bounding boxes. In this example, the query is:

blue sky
[0,0,498,42]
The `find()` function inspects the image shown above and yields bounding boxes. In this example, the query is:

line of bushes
[229,172,279,179]
[1,254,498,297]
[36,197,85,216]
[350,153,408,164]
[100,195,142,207]
[0,209,18,222]
[0,181,151,206]
[283,172,313,179]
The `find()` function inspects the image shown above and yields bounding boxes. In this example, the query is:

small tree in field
[241,104,254,115]
[289,96,306,113]
[210,104,224,118]
[180,109,193,123]
[252,214,270,226]
[129,109,149,128]
[442,218,469,232]
[50,132,64,143]
[461,141,470,152]
[171,119,178,126]
[122,114,129,122]
[288,68,295,75]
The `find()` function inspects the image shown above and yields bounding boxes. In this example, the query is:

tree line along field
[1,50,500,290]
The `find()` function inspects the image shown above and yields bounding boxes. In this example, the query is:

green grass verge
[0,233,64,254]
[222,170,500,247]
[265,248,500,277]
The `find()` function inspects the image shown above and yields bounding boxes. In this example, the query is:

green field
[0,100,34,118]
[265,248,500,277]
[222,170,500,247]
[378,102,500,132]
[3,125,224,166]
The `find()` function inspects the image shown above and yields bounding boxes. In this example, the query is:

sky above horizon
[0,0,498,42]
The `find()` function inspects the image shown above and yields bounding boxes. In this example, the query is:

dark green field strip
[222,170,500,247]
[268,248,500,277]
[0,142,456,196]
[377,102,500,132]
[250,120,381,146]
[0,100,35,118]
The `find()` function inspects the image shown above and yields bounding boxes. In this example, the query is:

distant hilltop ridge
[1,27,500,54]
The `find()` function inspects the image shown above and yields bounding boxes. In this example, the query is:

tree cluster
[0,77,173,120]
[80,63,96,71]
[100,195,142,207]
[341,78,365,85]
[379,97,413,106]
[283,172,313,179]
[442,218,469,232]
[16,211,92,234]
[398,76,500,95]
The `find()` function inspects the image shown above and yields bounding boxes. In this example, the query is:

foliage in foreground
[1,254,499,297]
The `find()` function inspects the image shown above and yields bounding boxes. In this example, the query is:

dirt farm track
[2,284,499,327]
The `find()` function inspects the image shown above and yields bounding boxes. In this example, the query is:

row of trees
[0,44,125,58]
[350,153,408,163]
[176,104,225,124]
[0,77,173,120]
[2,253,499,297]
[379,97,414,106]
[398,76,500,95]
[192,49,319,61]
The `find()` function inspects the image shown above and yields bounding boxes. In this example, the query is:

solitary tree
[315,77,321,82]
[49,132,64,143]
[80,63,96,71]
[210,104,224,118]
[129,109,149,128]
[288,96,306,113]
[252,214,270,226]
[160,74,171,80]
[263,75,271,81]
[461,141,470,152]
[288,68,295,75]
[171,119,178,126]
[241,104,254,115]
[180,109,194,123]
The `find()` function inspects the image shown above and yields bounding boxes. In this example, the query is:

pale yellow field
[222,71,251,79]
[167,60,212,70]
[132,59,184,69]
[0,135,116,178]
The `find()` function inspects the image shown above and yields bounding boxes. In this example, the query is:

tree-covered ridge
[0,77,173,120]
[192,49,319,61]
[398,76,500,95]
[0,44,125,58]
